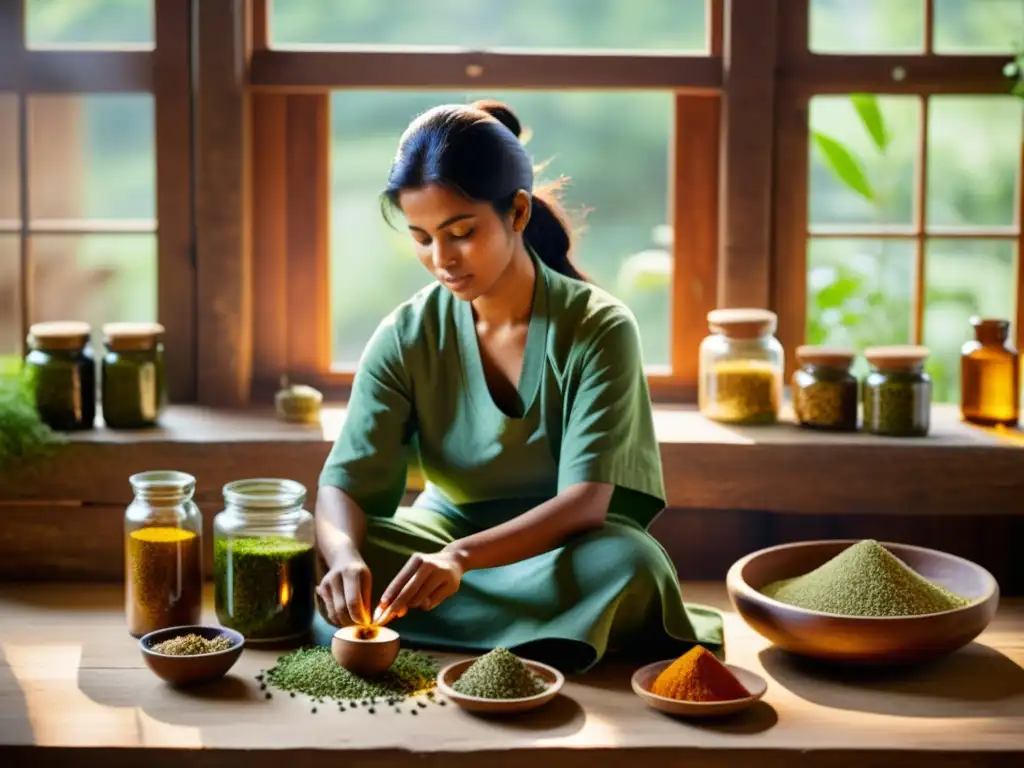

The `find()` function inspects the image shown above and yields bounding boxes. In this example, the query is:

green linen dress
[314,252,723,672]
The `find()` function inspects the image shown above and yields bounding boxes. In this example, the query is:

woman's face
[398,184,530,301]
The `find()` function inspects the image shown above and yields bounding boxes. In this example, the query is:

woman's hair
[383,99,587,282]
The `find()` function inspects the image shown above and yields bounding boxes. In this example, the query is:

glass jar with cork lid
[213,479,317,644]
[862,346,932,437]
[960,317,1019,427]
[101,322,167,429]
[792,345,859,431]
[699,308,783,425]
[24,321,96,431]
[124,471,203,637]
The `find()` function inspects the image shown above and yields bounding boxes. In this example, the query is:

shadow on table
[675,701,779,735]
[0,648,33,744]
[760,642,1024,718]
[456,694,586,736]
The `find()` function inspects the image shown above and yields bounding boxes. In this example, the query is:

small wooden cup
[331,625,400,677]
[437,657,564,714]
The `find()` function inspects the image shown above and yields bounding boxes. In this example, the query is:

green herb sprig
[0,355,65,469]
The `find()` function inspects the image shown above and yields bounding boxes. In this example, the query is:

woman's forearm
[315,486,369,566]
[442,482,613,572]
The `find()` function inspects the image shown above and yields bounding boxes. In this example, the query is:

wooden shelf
[0,582,1020,768]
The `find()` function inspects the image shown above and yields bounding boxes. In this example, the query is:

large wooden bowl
[726,540,999,664]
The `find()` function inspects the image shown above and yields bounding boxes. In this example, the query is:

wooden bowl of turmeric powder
[726,539,999,664]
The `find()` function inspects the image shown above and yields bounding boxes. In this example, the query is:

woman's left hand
[375,549,465,624]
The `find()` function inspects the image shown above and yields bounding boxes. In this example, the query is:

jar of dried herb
[792,345,859,431]
[699,308,783,425]
[862,346,932,437]
[101,321,167,429]
[24,321,96,431]
[125,471,203,638]
[214,479,316,644]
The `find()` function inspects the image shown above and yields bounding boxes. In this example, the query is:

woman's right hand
[318,555,373,627]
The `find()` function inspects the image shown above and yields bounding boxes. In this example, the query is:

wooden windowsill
[2,402,1021,517]
[0,582,1021,767]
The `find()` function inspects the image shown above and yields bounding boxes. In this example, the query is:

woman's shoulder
[545,268,640,340]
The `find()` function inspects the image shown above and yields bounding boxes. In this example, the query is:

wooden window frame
[772,0,1023,378]
[0,0,195,402]
[243,0,772,405]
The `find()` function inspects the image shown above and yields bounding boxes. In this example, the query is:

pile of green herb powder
[452,648,547,699]
[214,536,316,641]
[264,647,439,701]
[761,540,972,617]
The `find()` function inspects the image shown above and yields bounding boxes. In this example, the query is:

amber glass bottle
[960,318,1019,427]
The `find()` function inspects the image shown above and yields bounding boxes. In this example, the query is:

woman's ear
[511,189,532,233]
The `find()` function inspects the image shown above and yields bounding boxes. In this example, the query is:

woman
[313,100,722,672]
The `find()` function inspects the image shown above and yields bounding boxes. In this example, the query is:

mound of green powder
[452,648,547,700]
[264,647,438,701]
[761,540,972,617]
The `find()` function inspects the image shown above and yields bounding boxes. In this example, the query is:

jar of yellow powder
[124,471,204,637]
[699,308,783,425]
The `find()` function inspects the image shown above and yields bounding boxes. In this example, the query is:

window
[250,0,723,397]
[774,0,1023,404]
[0,0,192,398]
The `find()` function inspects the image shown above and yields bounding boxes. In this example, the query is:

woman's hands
[374,549,466,625]
[318,551,373,627]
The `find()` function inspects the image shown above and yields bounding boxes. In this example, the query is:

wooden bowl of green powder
[140,625,244,686]
[438,648,563,713]
[727,539,999,665]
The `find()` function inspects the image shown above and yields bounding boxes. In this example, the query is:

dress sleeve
[557,311,666,528]
[319,316,415,518]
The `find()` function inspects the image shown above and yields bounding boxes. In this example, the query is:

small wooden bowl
[727,540,1000,664]
[332,625,400,677]
[632,659,768,717]
[437,657,564,714]
[139,625,244,686]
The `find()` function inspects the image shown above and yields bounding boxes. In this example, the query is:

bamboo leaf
[812,131,875,202]
[850,93,890,153]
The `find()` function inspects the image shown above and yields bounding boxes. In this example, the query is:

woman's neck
[471,246,536,328]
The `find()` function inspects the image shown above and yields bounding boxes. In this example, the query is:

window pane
[272,0,707,52]
[809,96,919,228]
[31,234,156,351]
[26,0,153,48]
[0,236,19,356]
[0,95,17,225]
[924,238,1017,404]
[806,238,914,378]
[810,0,924,53]
[927,96,1023,229]
[330,91,672,368]
[29,95,155,223]
[934,0,1024,54]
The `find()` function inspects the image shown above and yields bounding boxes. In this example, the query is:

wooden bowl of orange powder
[632,645,767,717]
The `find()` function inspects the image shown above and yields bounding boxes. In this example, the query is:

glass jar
[24,321,96,431]
[862,346,932,437]
[960,317,1019,427]
[101,322,167,429]
[699,308,783,424]
[124,471,203,638]
[792,346,859,431]
[214,478,316,644]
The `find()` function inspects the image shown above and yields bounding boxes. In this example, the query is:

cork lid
[864,345,929,371]
[103,322,165,352]
[28,321,91,351]
[796,345,856,369]
[707,308,777,339]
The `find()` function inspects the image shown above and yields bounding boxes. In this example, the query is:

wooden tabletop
[1,583,1022,768]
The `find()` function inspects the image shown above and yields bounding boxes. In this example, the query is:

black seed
[265,692,272,700]
[417,701,427,708]
[438,700,447,706]
[394,708,401,714]
[290,692,296,698]
[350,702,358,707]
[411,710,418,716]
[259,684,266,691]
[368,708,376,714]
[311,708,318,714]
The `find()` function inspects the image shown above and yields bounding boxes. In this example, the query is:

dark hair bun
[472,99,521,139]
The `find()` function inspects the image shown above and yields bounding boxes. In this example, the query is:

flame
[279,579,292,606]
[355,626,379,641]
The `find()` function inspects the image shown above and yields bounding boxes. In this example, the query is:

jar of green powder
[101,322,167,429]
[214,478,316,644]
[792,345,859,431]
[862,346,932,437]
[24,321,96,431]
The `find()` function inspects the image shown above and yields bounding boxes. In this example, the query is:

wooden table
[1,583,1021,767]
